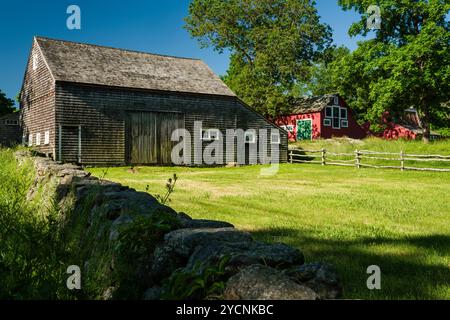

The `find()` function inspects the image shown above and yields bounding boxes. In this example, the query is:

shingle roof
[290,94,337,114]
[35,37,235,97]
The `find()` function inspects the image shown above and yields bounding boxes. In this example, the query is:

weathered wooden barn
[0,112,22,146]
[20,37,287,165]
[275,94,367,141]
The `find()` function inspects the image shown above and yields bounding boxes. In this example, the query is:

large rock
[223,264,319,300]
[186,240,304,273]
[283,262,342,299]
[162,227,253,257]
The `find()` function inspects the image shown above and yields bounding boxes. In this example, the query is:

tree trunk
[422,122,430,144]
[421,108,431,144]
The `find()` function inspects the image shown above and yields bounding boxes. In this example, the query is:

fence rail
[288,148,450,172]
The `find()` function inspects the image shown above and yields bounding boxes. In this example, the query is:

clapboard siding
[54,83,287,165]
[20,39,56,156]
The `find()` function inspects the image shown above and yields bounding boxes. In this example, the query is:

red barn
[381,108,442,140]
[276,94,367,141]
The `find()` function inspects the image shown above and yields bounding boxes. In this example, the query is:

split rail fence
[288,148,450,172]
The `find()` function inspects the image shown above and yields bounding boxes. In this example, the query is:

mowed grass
[88,160,450,300]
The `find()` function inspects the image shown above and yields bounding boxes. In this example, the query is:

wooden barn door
[127,112,183,165]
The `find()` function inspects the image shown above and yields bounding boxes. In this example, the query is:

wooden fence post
[321,148,326,166]
[400,150,404,171]
[355,149,360,168]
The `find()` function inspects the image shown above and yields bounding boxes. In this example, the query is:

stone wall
[16,151,342,300]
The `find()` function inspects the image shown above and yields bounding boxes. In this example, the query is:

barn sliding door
[127,112,184,165]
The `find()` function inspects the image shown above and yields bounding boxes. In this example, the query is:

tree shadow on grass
[251,228,450,300]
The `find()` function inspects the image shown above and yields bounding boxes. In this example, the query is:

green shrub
[161,256,230,300]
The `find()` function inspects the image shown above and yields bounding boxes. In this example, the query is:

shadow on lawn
[251,228,450,299]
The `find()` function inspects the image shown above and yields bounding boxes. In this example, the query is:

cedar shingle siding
[20,37,287,165]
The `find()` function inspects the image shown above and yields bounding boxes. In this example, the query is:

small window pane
[323,119,331,127]
[334,96,339,105]
[340,108,347,119]
[333,118,340,128]
[44,131,50,145]
[36,133,41,146]
[28,134,33,146]
[271,133,280,144]
[341,120,349,128]
[245,131,256,143]
[325,107,332,118]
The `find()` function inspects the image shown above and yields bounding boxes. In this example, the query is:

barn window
[323,118,331,127]
[28,134,33,146]
[32,53,38,70]
[341,120,349,128]
[334,96,339,105]
[36,133,41,146]
[325,107,332,118]
[5,119,18,126]
[244,130,256,143]
[280,125,293,132]
[340,108,347,119]
[332,106,340,129]
[271,132,280,144]
[202,129,220,141]
[44,131,50,145]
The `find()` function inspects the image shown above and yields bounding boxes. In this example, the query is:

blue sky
[0,0,367,105]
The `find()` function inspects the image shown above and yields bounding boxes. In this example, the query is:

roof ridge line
[34,36,202,61]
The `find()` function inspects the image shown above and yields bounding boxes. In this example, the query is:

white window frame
[36,133,41,146]
[340,107,348,120]
[244,130,256,144]
[325,106,332,118]
[32,53,38,70]
[341,120,349,128]
[44,131,50,145]
[332,106,341,129]
[202,129,220,141]
[323,118,332,127]
[5,119,19,126]
[280,125,293,133]
[28,134,33,147]
[271,132,281,144]
[334,96,339,105]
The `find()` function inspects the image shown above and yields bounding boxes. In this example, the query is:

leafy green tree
[185,0,332,117]
[336,0,450,142]
[0,90,15,116]
[307,46,351,96]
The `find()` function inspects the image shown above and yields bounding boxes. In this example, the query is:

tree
[307,46,351,96]
[185,0,332,117]
[337,0,450,142]
[0,90,15,117]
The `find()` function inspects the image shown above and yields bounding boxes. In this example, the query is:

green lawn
[88,160,450,300]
